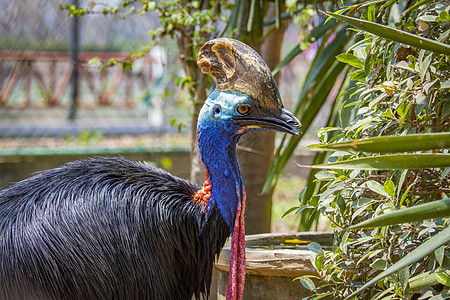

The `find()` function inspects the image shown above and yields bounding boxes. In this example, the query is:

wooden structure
[0,51,154,108]
[214,232,333,300]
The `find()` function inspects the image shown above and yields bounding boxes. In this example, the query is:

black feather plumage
[0,157,230,300]
[0,38,302,300]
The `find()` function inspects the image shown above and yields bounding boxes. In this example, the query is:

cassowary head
[196,38,301,300]
[197,38,301,136]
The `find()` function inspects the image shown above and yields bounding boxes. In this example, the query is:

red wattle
[226,190,246,300]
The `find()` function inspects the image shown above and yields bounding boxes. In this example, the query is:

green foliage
[62,1,230,87]
[348,198,450,229]
[310,132,450,152]
[311,153,450,170]
[326,11,450,55]
[265,5,356,231]
[293,1,450,299]
[170,118,185,133]
[64,129,105,145]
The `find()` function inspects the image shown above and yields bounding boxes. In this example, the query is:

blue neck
[197,90,247,230]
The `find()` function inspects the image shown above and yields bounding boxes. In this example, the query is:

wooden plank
[0,51,154,108]
[0,64,21,106]
[49,65,73,106]
[100,67,123,106]
[0,51,153,63]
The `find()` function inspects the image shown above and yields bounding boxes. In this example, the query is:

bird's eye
[212,104,222,118]
[236,104,250,115]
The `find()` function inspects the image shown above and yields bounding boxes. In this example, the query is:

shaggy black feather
[0,157,230,300]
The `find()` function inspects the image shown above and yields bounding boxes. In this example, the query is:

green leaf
[366,180,391,198]
[346,226,450,299]
[246,0,257,32]
[191,1,199,9]
[348,198,450,229]
[299,277,316,291]
[435,245,445,266]
[409,270,441,292]
[295,205,314,216]
[420,53,432,81]
[383,180,395,198]
[336,53,364,69]
[435,272,450,287]
[121,61,133,72]
[396,170,408,203]
[272,45,301,76]
[436,10,450,22]
[371,259,389,270]
[351,202,372,222]
[281,206,300,219]
[399,267,410,291]
[312,253,324,272]
[311,154,450,170]
[299,187,307,202]
[88,57,102,67]
[348,69,366,82]
[310,132,450,153]
[307,242,323,255]
[325,11,450,55]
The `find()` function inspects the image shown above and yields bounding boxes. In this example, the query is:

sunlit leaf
[366,180,391,198]
[383,180,395,198]
[309,132,450,153]
[348,198,450,229]
[435,245,445,266]
[336,53,364,68]
[307,242,323,255]
[311,154,450,170]
[436,10,450,22]
[299,277,316,291]
[435,272,450,287]
[345,226,450,299]
[281,206,299,219]
[371,259,389,270]
[325,12,450,55]
[399,267,410,291]
[409,270,441,292]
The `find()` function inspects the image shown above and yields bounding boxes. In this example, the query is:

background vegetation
[283,1,450,299]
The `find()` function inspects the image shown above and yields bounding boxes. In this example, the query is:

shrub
[297,1,450,299]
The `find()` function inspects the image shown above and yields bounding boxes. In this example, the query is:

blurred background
[0,0,329,232]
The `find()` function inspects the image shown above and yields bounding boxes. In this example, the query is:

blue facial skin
[197,89,253,230]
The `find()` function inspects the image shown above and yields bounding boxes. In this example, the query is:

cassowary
[0,38,301,300]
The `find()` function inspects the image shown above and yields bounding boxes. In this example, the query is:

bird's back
[0,157,229,300]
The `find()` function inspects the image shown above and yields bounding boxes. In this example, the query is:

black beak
[234,107,302,136]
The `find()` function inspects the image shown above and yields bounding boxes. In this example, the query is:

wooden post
[24,61,32,108]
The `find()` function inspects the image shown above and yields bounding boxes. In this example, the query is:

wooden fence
[0,51,154,108]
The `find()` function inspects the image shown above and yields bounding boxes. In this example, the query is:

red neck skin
[226,189,246,300]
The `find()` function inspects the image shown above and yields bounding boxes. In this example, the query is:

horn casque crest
[197,38,283,111]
